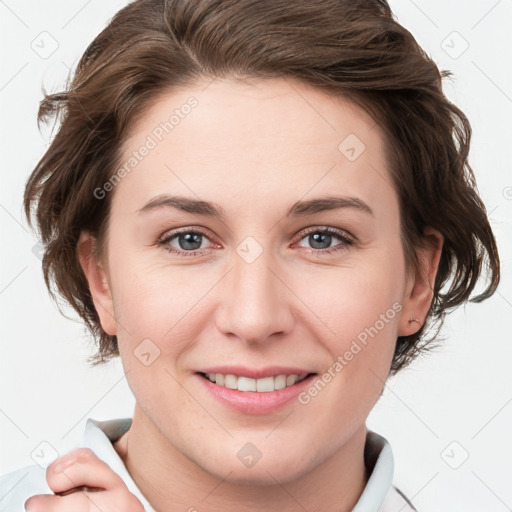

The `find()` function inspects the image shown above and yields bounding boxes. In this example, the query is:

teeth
[203,372,309,392]
[274,375,287,390]
[224,374,237,389]
[286,375,298,386]
[238,376,256,392]
[256,376,274,392]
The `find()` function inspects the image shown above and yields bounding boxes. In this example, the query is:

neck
[114,405,369,512]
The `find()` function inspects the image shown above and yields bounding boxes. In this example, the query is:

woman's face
[82,77,433,484]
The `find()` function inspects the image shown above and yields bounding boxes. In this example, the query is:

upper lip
[196,366,316,379]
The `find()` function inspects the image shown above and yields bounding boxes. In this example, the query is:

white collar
[81,418,156,511]
[82,418,408,512]
[353,429,395,511]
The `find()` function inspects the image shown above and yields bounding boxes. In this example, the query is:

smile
[199,372,313,392]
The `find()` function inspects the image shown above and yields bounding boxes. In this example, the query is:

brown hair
[24,0,500,374]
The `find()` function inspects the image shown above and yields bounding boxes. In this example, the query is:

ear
[77,231,117,336]
[398,227,444,336]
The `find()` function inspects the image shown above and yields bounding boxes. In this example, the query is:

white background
[0,1,511,510]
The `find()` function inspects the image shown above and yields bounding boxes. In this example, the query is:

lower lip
[196,373,317,414]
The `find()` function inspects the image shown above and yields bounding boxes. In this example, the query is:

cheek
[109,252,220,358]
[294,252,404,340]
[293,262,402,423]
[289,245,405,392]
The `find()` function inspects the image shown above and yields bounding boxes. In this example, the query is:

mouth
[197,371,317,393]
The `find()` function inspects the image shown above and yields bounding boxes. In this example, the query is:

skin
[76,77,443,512]
[24,449,144,512]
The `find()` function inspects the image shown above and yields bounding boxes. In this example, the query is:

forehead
[112,77,396,220]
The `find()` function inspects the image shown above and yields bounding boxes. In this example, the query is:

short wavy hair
[24,0,500,374]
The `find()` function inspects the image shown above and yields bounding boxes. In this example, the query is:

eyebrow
[136,194,374,218]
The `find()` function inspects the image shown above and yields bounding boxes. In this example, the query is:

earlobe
[398,227,444,336]
[77,232,117,336]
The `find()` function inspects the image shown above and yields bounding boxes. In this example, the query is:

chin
[199,452,312,487]
[220,467,304,487]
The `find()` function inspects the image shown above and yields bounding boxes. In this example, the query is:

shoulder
[0,464,51,512]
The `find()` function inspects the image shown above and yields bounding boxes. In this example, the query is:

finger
[25,488,145,512]
[25,491,90,511]
[45,448,126,494]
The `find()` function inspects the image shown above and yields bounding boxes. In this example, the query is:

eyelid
[157,225,355,256]
[293,225,354,243]
[158,225,214,243]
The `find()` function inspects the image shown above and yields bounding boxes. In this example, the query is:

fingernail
[53,457,76,474]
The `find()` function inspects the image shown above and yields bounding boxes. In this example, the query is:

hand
[24,447,145,511]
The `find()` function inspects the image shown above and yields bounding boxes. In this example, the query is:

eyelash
[156,226,355,257]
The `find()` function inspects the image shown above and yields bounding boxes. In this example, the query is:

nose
[214,249,294,345]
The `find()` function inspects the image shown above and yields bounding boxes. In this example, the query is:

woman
[1,0,500,510]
